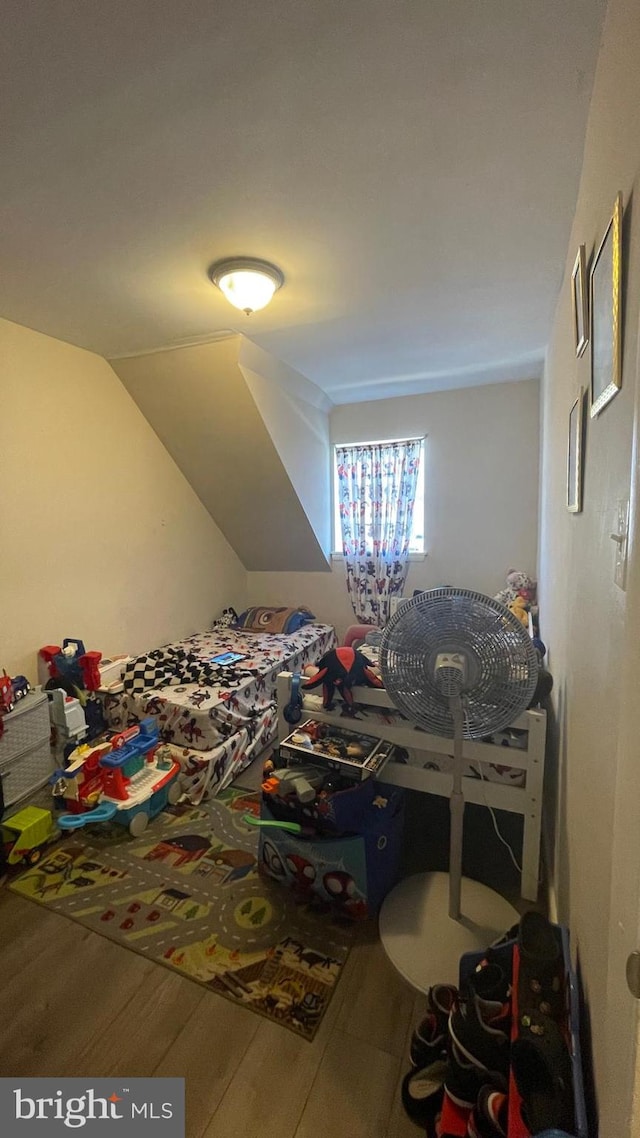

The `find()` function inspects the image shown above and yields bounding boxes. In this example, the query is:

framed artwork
[571,245,588,357]
[589,192,623,417]
[567,388,584,513]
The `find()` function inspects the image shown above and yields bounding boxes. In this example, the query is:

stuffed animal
[494,569,537,608]
[303,647,383,710]
[508,595,530,627]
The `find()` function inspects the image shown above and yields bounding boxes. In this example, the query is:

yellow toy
[508,595,530,627]
[1,806,60,868]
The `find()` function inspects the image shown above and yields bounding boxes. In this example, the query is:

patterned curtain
[336,439,422,625]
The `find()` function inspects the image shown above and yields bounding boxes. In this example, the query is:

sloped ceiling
[1,0,606,402]
[112,336,331,572]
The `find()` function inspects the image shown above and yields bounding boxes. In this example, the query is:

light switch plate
[614,498,630,589]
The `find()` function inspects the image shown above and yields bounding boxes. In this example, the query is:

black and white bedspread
[102,623,336,801]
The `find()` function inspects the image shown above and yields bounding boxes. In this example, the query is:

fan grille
[380,589,539,738]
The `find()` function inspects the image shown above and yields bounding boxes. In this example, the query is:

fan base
[379,871,520,992]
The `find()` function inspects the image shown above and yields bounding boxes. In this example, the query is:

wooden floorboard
[153,992,261,1138]
[0,874,418,1138]
[293,1029,400,1138]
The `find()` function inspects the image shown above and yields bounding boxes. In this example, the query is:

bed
[276,672,546,902]
[102,622,336,802]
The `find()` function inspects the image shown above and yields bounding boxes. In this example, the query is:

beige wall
[538,0,640,1130]
[238,337,333,557]
[113,338,330,571]
[1,319,247,680]
[249,379,540,639]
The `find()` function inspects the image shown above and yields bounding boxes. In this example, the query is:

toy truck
[1,806,60,869]
[51,719,182,837]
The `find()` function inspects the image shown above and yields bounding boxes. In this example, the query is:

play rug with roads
[9,787,354,1040]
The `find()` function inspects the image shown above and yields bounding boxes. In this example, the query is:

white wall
[249,378,540,639]
[538,0,640,1130]
[239,337,333,557]
[1,319,247,679]
[113,337,331,572]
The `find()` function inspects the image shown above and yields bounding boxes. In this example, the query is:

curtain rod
[334,435,425,448]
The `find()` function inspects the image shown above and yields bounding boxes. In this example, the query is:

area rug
[9,787,354,1040]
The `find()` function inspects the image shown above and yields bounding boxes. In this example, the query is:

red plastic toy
[0,672,14,715]
[38,640,103,692]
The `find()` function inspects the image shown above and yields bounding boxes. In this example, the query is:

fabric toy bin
[0,688,54,809]
[258,783,405,919]
[262,772,395,835]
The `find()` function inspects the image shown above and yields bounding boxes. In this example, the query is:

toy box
[259,783,405,918]
[264,766,401,835]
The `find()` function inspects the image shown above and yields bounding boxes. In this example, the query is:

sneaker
[467,1086,509,1138]
[518,911,564,1018]
[466,962,510,1005]
[410,984,458,1067]
[445,1040,508,1111]
[438,1087,474,1138]
[410,1012,445,1067]
[448,992,511,1080]
[400,1057,447,1129]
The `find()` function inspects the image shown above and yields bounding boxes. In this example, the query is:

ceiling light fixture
[208,257,284,315]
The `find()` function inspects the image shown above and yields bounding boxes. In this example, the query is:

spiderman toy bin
[258,770,405,919]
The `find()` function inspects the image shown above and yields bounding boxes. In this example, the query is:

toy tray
[279,719,395,781]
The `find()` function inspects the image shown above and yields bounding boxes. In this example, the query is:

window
[332,437,425,555]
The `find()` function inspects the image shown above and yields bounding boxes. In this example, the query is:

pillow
[233,606,316,635]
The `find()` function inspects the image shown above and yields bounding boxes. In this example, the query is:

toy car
[11,675,31,704]
[1,806,60,869]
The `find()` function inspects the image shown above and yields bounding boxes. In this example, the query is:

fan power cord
[476,761,522,875]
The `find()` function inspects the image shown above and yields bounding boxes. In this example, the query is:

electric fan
[378,588,539,991]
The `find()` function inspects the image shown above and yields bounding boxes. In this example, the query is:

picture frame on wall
[567,388,584,513]
[571,245,589,357]
[589,192,623,417]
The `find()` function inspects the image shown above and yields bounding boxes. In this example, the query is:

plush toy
[303,647,383,710]
[508,595,530,627]
[494,569,537,608]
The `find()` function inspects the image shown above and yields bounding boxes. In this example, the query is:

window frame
[331,435,427,560]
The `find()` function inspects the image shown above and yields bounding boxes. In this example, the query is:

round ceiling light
[208,257,284,315]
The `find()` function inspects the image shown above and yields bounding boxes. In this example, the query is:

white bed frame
[276,672,546,902]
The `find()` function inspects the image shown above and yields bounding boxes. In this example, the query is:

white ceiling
[1,0,605,403]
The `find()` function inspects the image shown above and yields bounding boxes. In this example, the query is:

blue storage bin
[263,772,391,835]
[258,784,405,918]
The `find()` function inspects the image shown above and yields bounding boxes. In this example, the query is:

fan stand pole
[448,697,464,921]
[378,687,521,993]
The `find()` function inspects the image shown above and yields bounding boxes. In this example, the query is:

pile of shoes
[401,912,579,1138]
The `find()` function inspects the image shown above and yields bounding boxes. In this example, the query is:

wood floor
[0,888,424,1138]
[0,759,538,1135]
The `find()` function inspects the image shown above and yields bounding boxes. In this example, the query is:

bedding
[102,623,336,801]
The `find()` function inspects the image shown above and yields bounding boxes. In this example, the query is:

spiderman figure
[303,647,383,710]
